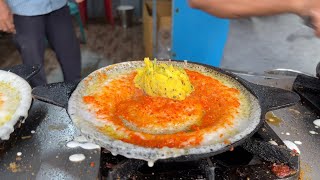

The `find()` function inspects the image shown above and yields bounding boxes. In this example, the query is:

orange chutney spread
[83,70,240,148]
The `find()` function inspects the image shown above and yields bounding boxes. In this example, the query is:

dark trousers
[13,5,81,87]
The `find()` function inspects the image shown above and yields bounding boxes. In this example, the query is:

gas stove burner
[100,123,300,180]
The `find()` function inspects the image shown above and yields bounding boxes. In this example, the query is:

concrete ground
[0,21,144,84]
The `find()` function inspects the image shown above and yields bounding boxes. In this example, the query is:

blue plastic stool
[68,1,86,43]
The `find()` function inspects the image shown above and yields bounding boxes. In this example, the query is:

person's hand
[75,0,85,3]
[297,0,320,37]
[188,0,195,8]
[188,0,208,10]
[0,0,15,33]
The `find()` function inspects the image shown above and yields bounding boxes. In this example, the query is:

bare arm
[188,0,320,36]
[188,0,304,18]
[75,0,85,3]
[0,0,15,33]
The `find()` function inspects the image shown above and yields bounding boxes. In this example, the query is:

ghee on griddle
[0,83,20,127]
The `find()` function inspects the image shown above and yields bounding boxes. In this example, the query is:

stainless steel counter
[0,101,100,180]
[0,70,319,179]
[235,71,320,180]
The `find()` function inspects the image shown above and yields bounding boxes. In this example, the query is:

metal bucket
[117,5,135,28]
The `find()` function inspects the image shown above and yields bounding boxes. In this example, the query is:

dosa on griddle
[68,61,261,165]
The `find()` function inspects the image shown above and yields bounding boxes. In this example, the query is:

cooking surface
[0,101,100,179]
[0,69,319,179]
[236,72,320,180]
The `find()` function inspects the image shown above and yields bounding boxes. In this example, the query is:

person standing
[188,0,320,76]
[0,0,83,86]
[188,0,320,37]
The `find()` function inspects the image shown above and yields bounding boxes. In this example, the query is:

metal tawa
[316,62,320,78]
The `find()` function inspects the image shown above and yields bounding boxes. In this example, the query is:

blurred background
[1,0,319,83]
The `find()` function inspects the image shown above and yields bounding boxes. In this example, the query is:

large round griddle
[32,60,300,164]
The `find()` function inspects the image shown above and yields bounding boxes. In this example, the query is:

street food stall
[1,0,320,179]
[1,61,320,179]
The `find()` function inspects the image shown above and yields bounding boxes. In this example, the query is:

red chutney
[83,70,240,148]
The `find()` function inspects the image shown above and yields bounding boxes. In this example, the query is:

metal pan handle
[32,81,78,108]
[244,81,300,112]
[3,64,41,81]
[31,73,300,112]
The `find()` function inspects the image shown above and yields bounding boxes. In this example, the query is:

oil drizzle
[283,140,301,154]
[69,154,85,162]
[265,112,283,126]
[148,161,155,167]
[294,141,302,145]
[269,140,278,146]
[313,119,320,126]
[309,131,318,135]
